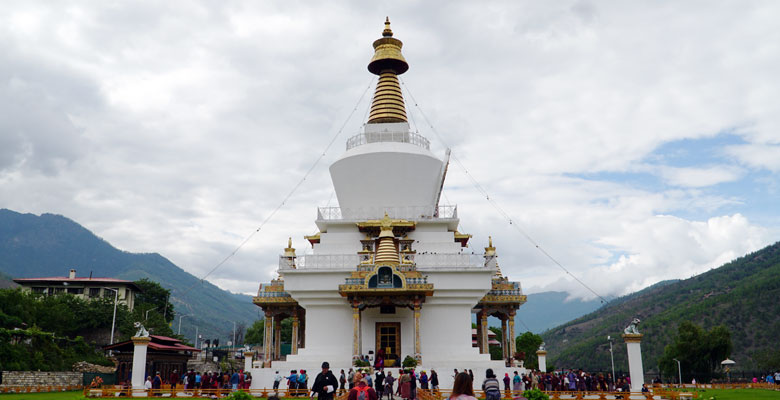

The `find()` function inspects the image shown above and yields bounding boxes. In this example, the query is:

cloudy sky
[2,1,779,300]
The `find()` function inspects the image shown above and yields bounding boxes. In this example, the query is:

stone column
[263,312,273,364]
[244,351,254,371]
[274,317,282,360]
[352,304,361,360]
[536,350,547,372]
[508,311,517,365]
[623,334,645,391]
[291,315,300,355]
[479,312,489,354]
[501,317,508,361]
[413,302,422,363]
[131,336,151,391]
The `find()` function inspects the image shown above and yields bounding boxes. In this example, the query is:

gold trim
[622,333,643,343]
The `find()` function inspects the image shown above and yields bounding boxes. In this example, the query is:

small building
[104,335,200,383]
[13,269,141,311]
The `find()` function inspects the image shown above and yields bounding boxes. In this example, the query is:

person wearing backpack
[481,369,501,400]
[348,378,377,400]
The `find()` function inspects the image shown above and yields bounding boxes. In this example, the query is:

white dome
[329,123,444,218]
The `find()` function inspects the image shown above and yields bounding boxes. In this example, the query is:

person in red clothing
[169,370,179,390]
[348,378,377,400]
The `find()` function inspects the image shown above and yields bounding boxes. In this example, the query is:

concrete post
[131,337,151,392]
[536,350,547,372]
[263,312,273,365]
[623,334,644,391]
[244,351,254,371]
[508,311,517,366]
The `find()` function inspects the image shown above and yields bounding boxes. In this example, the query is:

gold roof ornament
[367,17,409,124]
[284,237,296,258]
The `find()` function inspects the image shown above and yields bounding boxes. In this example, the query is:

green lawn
[693,388,780,400]
[0,391,84,400]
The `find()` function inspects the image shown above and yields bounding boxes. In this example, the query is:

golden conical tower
[374,214,400,264]
[367,17,409,124]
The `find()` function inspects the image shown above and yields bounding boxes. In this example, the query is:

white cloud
[658,166,744,188]
[0,1,778,298]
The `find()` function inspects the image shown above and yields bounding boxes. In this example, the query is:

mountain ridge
[541,241,780,375]
[0,209,258,342]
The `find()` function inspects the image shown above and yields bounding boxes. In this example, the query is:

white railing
[415,253,483,268]
[279,254,361,270]
[346,131,430,151]
[317,205,457,221]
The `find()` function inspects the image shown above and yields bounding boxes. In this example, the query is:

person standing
[348,369,356,390]
[449,373,476,400]
[384,371,395,400]
[375,369,385,399]
[311,362,339,400]
[481,369,501,400]
[339,370,347,394]
[502,373,510,396]
[512,371,522,395]
[348,378,377,400]
[144,376,153,393]
[230,370,240,391]
[169,370,179,391]
[430,370,439,393]
[288,370,299,395]
[274,371,283,391]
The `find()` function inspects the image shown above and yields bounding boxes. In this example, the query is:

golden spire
[375,213,400,264]
[367,17,409,124]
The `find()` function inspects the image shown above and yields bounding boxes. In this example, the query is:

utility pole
[178,315,188,335]
[103,288,119,353]
[607,336,616,387]
[673,358,682,386]
[194,326,199,349]
[232,321,237,355]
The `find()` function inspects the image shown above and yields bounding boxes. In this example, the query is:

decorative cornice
[622,333,644,343]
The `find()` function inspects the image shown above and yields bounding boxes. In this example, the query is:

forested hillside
[542,241,780,376]
[0,209,259,342]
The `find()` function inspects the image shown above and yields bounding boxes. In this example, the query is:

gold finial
[383,17,393,37]
[367,17,409,124]
[284,237,296,258]
[489,236,493,248]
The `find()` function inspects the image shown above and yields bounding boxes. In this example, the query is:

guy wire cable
[400,77,608,304]
[181,77,376,295]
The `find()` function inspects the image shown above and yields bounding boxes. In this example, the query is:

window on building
[67,288,84,295]
[32,287,46,294]
[89,288,101,298]
[53,287,65,295]
[104,288,118,299]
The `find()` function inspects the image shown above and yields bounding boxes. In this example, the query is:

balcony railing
[346,131,430,151]
[317,205,457,221]
[280,253,484,270]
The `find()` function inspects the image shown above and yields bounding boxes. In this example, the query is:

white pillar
[244,351,254,371]
[536,350,547,373]
[623,334,644,392]
[131,337,151,392]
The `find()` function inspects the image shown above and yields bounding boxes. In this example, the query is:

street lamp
[673,358,682,386]
[178,314,189,335]
[103,287,119,347]
[607,336,616,388]
[145,307,159,321]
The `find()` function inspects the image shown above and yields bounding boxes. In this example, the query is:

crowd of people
[141,369,252,393]
[287,365,648,400]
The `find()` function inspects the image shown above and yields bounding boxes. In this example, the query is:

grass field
[689,388,780,399]
[0,391,84,400]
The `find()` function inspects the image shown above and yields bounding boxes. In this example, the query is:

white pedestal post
[536,350,547,373]
[623,333,644,392]
[131,337,151,393]
[244,351,254,371]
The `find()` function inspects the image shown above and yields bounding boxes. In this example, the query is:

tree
[516,331,543,370]
[134,279,175,323]
[245,319,264,345]
[659,322,732,383]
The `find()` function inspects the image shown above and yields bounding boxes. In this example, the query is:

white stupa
[251,18,527,389]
